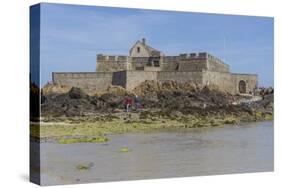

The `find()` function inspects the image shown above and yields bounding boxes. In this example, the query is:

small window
[154,61,160,67]
[137,47,140,53]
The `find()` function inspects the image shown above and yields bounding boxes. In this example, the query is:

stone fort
[53,38,258,94]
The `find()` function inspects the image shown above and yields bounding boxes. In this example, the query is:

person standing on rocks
[134,95,141,111]
[124,96,133,112]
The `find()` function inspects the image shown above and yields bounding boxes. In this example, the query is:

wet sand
[37,121,273,185]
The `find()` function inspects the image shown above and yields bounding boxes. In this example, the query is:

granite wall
[52,72,113,92]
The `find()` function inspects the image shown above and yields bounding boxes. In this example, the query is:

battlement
[97,54,129,61]
[178,52,208,60]
[177,52,224,62]
[163,56,179,62]
[96,54,130,72]
[206,53,228,67]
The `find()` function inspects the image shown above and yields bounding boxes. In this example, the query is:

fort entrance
[239,80,246,93]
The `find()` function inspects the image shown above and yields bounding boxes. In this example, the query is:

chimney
[142,38,146,45]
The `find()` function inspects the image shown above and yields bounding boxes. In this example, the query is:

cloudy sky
[37,3,274,87]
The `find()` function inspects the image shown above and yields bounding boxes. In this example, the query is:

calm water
[39,121,273,185]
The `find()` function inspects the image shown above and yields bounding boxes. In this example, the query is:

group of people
[252,86,274,99]
[123,95,142,112]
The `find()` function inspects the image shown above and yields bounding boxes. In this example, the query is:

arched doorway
[239,80,246,93]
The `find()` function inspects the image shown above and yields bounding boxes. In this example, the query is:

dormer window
[137,47,140,53]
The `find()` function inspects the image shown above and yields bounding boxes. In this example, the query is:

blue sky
[39,3,274,87]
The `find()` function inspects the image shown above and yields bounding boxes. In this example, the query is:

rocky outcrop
[41,81,273,121]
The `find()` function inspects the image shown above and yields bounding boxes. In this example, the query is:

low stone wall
[114,71,205,90]
[126,71,158,90]
[52,70,258,94]
[202,71,233,93]
[111,71,158,90]
[202,71,258,94]
[231,73,258,94]
[52,72,113,92]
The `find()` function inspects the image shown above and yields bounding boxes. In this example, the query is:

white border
[0,0,279,188]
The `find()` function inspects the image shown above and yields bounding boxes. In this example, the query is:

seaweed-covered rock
[40,81,273,119]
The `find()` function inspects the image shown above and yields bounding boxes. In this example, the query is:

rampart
[202,70,233,92]
[111,71,204,90]
[157,71,203,84]
[52,72,113,91]
[178,53,208,71]
[207,54,229,72]
[162,56,179,71]
[161,53,229,72]
[112,71,158,90]
[53,70,258,94]
[96,54,130,72]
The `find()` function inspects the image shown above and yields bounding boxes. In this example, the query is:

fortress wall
[157,71,203,84]
[131,57,149,70]
[144,66,162,72]
[202,71,258,94]
[162,63,179,71]
[112,71,127,88]
[125,71,158,90]
[162,56,180,71]
[207,56,229,72]
[96,54,129,72]
[52,71,258,94]
[179,59,207,71]
[52,72,113,91]
[202,71,233,93]
[231,73,258,94]
[178,53,208,71]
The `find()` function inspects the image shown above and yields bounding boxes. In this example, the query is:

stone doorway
[239,80,246,93]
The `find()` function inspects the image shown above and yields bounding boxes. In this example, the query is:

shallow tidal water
[39,121,273,185]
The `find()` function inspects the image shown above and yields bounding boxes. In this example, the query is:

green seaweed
[58,137,109,144]
[264,113,273,121]
[76,163,94,171]
[119,147,131,153]
[223,116,239,124]
[32,110,273,142]
[255,111,263,121]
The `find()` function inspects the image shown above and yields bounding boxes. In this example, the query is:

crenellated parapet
[206,53,229,72]
[96,54,130,72]
[97,54,129,61]
[175,52,229,72]
[179,52,208,60]
[178,52,208,71]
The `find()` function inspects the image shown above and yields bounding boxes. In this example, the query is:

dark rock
[40,81,273,119]
[68,87,88,99]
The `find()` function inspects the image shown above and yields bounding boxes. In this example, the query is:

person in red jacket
[124,96,133,112]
